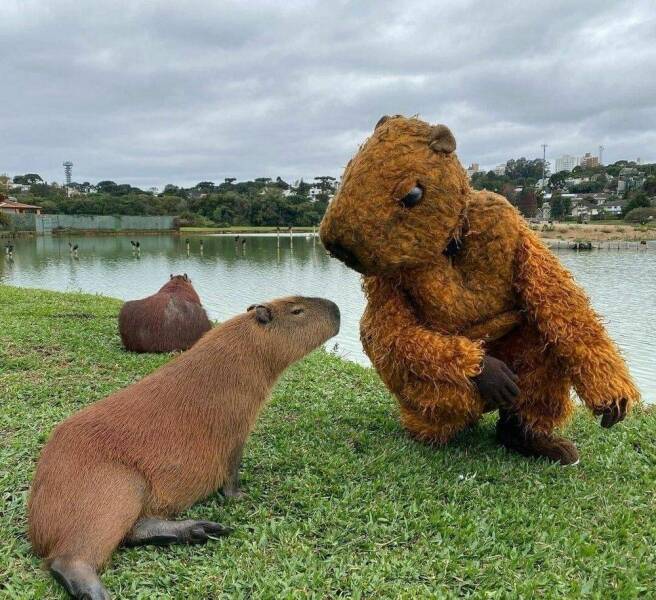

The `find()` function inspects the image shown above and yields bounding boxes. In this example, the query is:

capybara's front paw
[594,397,629,428]
[185,520,233,544]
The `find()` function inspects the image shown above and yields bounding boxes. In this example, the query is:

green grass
[1,285,655,599]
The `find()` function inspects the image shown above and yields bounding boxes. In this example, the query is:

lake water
[2,234,654,402]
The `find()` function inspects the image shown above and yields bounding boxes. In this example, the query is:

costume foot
[123,517,232,547]
[496,411,579,465]
[50,557,110,600]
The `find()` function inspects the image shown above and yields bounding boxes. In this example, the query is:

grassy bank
[536,222,656,242]
[1,285,655,599]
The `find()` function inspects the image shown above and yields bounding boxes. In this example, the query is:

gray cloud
[2,0,654,187]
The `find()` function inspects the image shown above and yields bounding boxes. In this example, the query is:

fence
[5,213,177,234]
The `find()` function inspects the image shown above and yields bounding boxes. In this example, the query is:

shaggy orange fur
[320,115,639,445]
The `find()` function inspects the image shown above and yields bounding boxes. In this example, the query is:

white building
[555,154,578,173]
[466,163,480,179]
[494,163,506,176]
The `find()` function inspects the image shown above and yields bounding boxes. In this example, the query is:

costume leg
[490,323,578,464]
[397,377,485,445]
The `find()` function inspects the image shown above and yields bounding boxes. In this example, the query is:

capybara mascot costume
[320,115,639,464]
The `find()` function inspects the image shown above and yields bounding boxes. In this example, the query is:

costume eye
[291,307,304,315]
[400,185,423,208]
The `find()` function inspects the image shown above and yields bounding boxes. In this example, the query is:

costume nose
[323,240,364,273]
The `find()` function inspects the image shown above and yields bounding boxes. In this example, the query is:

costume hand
[472,355,519,408]
[594,398,629,428]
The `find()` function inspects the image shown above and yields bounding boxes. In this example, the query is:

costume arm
[513,226,639,412]
[361,277,484,386]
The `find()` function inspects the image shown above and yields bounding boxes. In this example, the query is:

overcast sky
[2,0,655,188]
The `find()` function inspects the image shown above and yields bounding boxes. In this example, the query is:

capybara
[118,274,212,352]
[28,296,340,599]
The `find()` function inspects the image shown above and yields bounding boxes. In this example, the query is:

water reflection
[1,234,653,402]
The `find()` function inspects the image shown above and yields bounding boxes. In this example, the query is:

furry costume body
[321,115,638,445]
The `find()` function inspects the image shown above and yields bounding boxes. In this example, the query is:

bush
[624,207,656,223]
[173,211,215,229]
[0,212,12,230]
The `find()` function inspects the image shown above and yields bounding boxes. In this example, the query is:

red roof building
[0,197,42,215]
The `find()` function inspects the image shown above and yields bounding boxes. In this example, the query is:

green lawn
[1,285,655,599]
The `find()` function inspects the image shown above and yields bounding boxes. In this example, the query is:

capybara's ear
[248,304,273,324]
[428,124,456,154]
[183,273,189,281]
[170,274,173,279]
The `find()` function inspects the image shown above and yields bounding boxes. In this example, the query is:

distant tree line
[7,176,337,228]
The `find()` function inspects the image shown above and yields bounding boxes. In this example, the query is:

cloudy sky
[2,0,655,188]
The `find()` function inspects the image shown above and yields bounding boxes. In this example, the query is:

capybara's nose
[327,300,340,326]
[323,240,364,274]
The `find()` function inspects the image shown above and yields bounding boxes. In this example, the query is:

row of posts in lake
[550,240,650,251]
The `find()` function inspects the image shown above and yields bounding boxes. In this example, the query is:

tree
[550,192,571,220]
[624,207,656,223]
[0,211,12,230]
[13,173,43,185]
[516,187,538,218]
[549,171,569,191]
[622,192,651,218]
[505,158,546,181]
[644,176,656,196]
[224,178,236,185]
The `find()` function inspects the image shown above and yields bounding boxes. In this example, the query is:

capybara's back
[119,274,211,352]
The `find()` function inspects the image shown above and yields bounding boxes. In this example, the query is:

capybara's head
[320,115,470,275]
[247,296,340,364]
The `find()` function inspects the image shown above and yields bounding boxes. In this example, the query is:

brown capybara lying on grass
[28,296,340,600]
[118,274,212,353]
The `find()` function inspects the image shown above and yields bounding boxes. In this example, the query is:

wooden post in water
[289,226,293,249]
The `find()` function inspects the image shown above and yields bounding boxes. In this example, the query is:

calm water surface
[2,234,654,402]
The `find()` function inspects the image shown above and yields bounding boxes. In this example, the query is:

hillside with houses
[469,155,656,224]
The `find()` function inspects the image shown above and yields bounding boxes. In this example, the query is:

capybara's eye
[291,307,305,315]
[400,185,423,208]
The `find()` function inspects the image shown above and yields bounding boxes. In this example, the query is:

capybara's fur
[118,274,211,353]
[320,115,639,447]
[28,297,340,599]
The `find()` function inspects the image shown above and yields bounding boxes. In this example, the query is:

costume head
[320,115,469,275]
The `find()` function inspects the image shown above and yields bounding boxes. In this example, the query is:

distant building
[617,167,645,194]
[579,153,600,169]
[466,163,480,179]
[555,154,577,173]
[494,163,506,176]
[0,197,42,215]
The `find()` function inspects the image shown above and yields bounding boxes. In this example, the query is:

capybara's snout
[306,297,340,336]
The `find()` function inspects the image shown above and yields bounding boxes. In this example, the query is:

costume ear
[429,124,456,154]
[375,114,403,130]
[247,304,273,324]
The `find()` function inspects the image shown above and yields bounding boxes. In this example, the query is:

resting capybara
[28,296,340,600]
[118,274,212,352]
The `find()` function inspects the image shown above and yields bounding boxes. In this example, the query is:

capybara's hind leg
[50,556,110,600]
[123,517,232,547]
